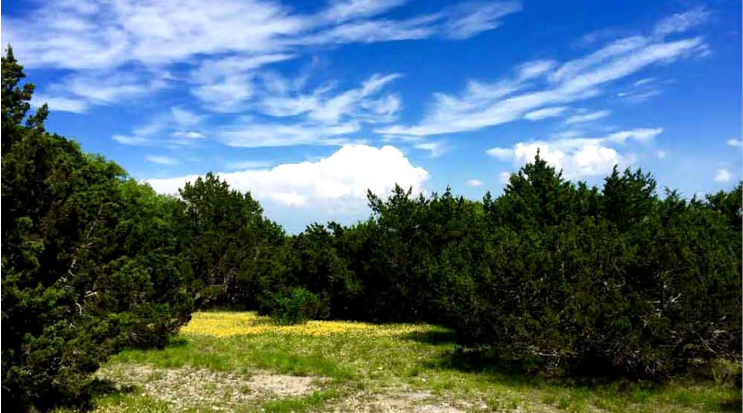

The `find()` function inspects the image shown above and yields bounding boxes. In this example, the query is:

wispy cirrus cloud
[378,9,709,138]
[32,70,171,113]
[113,106,208,147]
[31,95,89,114]
[216,121,362,148]
[443,1,522,40]
[145,155,179,165]
[207,72,402,148]
[565,109,611,124]
[256,73,402,123]
[4,0,520,95]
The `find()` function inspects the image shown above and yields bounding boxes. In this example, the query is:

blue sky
[3,0,741,232]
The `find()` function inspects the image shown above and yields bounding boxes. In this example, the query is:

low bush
[269,287,328,325]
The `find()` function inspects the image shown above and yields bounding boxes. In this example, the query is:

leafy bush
[1,47,193,412]
[269,287,328,325]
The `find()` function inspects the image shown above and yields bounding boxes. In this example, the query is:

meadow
[58,312,741,413]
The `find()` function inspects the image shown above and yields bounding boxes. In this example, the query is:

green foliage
[177,172,286,310]
[268,287,328,325]
[272,154,741,380]
[1,47,193,412]
[3,44,741,413]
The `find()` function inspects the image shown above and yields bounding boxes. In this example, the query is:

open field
[60,312,741,413]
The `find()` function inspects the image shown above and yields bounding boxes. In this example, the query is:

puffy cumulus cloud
[147,144,429,212]
[487,128,662,180]
[714,168,732,183]
[379,10,708,138]
[466,179,483,187]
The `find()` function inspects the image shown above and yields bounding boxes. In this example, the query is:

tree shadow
[399,329,458,346]
[168,336,190,347]
[422,346,549,387]
[423,346,743,411]
[716,398,743,412]
[88,378,137,398]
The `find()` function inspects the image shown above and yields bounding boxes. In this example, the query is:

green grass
[57,312,741,413]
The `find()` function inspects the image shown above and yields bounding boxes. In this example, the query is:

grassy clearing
[58,312,741,413]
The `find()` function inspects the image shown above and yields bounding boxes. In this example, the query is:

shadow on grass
[89,378,137,398]
[716,398,743,412]
[423,346,545,386]
[168,336,190,347]
[399,329,458,346]
[423,346,743,411]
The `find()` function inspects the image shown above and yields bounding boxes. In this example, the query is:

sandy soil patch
[97,364,325,411]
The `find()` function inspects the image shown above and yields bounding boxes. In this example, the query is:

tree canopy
[2,46,740,411]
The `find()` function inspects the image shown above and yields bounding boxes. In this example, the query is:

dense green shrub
[268,287,328,325]
[1,47,193,412]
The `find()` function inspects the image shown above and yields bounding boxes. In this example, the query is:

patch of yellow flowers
[180,311,437,338]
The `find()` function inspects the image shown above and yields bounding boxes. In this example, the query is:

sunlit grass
[180,311,438,339]
[57,312,741,413]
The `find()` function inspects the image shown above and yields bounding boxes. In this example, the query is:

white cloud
[726,139,743,148]
[225,160,274,170]
[113,134,151,146]
[3,0,308,70]
[486,128,662,179]
[652,7,709,38]
[565,109,611,124]
[31,95,89,113]
[3,0,519,71]
[114,110,207,147]
[170,107,203,127]
[191,74,256,112]
[498,171,511,184]
[171,131,206,140]
[714,168,732,183]
[633,77,655,87]
[443,1,523,40]
[217,121,361,148]
[145,155,178,165]
[298,14,441,45]
[33,70,170,110]
[523,106,569,121]
[321,0,409,24]
[147,144,429,212]
[204,72,403,148]
[657,150,667,159]
[3,0,521,139]
[466,178,483,187]
[379,11,708,138]
[413,141,448,158]
[257,73,402,124]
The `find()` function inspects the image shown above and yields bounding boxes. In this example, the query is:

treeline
[3,48,741,412]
